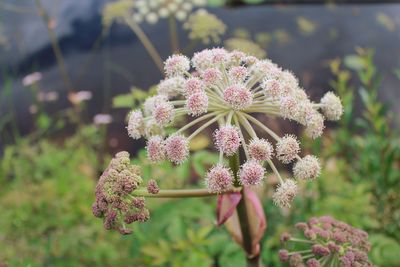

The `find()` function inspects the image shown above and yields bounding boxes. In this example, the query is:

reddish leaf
[216,192,242,226]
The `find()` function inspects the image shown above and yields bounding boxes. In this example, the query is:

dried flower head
[92,151,150,234]
[184,9,226,44]
[128,48,342,208]
[279,216,373,267]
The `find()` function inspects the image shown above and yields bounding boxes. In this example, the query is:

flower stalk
[131,187,241,198]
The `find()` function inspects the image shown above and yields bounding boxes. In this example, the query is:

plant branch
[131,187,241,198]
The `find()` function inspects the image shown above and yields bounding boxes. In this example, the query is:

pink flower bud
[184,77,204,96]
[248,138,274,161]
[228,66,248,83]
[165,135,189,164]
[239,160,265,186]
[205,164,233,193]
[202,68,223,86]
[273,179,298,208]
[164,54,190,77]
[127,110,144,139]
[214,125,241,156]
[276,135,300,163]
[186,92,209,116]
[223,84,253,110]
[153,101,174,126]
[320,92,343,121]
[293,155,321,180]
[146,135,165,162]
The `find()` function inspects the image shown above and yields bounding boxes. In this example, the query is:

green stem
[131,187,241,198]
[229,153,260,267]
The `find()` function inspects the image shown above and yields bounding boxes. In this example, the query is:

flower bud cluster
[92,151,150,234]
[279,216,372,267]
[127,48,342,208]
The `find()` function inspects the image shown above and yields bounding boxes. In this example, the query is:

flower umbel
[279,216,373,267]
[92,152,151,234]
[127,48,343,206]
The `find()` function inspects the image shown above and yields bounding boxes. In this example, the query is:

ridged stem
[230,153,260,267]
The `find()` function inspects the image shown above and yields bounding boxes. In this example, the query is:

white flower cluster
[127,48,343,208]
[132,0,207,24]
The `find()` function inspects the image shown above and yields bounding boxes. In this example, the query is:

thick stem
[229,153,260,267]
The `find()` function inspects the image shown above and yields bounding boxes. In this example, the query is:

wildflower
[147,179,160,194]
[128,48,342,208]
[184,9,227,44]
[273,179,298,208]
[186,92,209,116]
[279,216,373,266]
[214,126,241,156]
[276,135,300,164]
[146,135,165,162]
[293,155,321,180]
[239,160,265,186]
[165,135,189,164]
[248,138,274,161]
[164,55,190,77]
[320,92,343,121]
[92,152,150,234]
[127,110,144,139]
[205,164,233,193]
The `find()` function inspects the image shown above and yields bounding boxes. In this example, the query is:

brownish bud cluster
[92,151,150,235]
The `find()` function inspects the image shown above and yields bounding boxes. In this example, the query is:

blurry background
[0,1,399,266]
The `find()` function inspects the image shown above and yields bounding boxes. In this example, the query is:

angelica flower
[279,216,373,267]
[92,152,150,234]
[128,48,342,207]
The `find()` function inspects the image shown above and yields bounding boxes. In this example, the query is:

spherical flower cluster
[279,216,373,267]
[92,151,150,234]
[239,160,265,186]
[127,48,342,205]
[293,155,321,180]
[205,164,233,193]
[320,92,344,121]
[131,0,206,24]
[184,9,227,44]
[248,138,274,161]
[214,126,241,156]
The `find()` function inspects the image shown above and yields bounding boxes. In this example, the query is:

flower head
[273,179,298,208]
[205,164,233,193]
[279,216,373,266]
[214,125,241,156]
[128,48,342,208]
[293,155,321,180]
[146,135,165,163]
[248,138,274,161]
[239,160,265,186]
[92,152,149,234]
[320,92,343,121]
[127,110,144,139]
[165,134,189,164]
